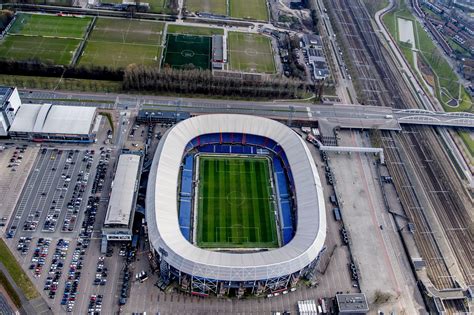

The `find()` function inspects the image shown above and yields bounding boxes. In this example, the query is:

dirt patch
[417,54,435,88]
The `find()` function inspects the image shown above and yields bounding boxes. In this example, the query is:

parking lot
[1,143,125,313]
[6,148,97,238]
[0,145,39,229]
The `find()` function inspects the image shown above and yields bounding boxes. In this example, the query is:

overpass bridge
[394,109,474,128]
[308,104,474,130]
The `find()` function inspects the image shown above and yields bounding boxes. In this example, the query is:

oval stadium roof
[146,114,326,281]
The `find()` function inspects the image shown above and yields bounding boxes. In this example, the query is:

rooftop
[336,293,369,313]
[9,104,96,135]
[104,154,141,227]
[0,86,14,109]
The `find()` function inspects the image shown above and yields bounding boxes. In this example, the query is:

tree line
[0,60,123,81]
[0,59,312,99]
[123,65,312,99]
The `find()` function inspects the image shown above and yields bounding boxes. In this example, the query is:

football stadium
[146,114,326,296]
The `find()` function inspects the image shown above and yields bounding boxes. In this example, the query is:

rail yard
[324,0,472,312]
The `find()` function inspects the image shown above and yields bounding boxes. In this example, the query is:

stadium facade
[146,114,326,296]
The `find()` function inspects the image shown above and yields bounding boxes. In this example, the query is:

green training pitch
[162,34,211,70]
[88,18,164,45]
[79,18,164,68]
[196,155,279,249]
[9,13,91,39]
[228,32,275,73]
[185,0,227,15]
[229,0,268,21]
[0,35,80,65]
[79,41,162,69]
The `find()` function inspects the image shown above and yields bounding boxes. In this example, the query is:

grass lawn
[0,239,39,300]
[229,0,268,21]
[458,131,474,157]
[382,2,472,112]
[144,0,167,12]
[197,155,278,248]
[79,18,164,68]
[0,74,122,92]
[167,24,224,35]
[99,0,166,12]
[88,18,164,45]
[0,35,80,65]
[9,13,91,39]
[228,32,275,73]
[185,0,227,15]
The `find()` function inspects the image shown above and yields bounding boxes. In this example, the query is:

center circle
[227,191,246,206]
[181,50,195,58]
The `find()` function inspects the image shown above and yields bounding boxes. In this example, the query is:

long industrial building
[102,154,142,241]
[146,114,326,296]
[9,103,97,143]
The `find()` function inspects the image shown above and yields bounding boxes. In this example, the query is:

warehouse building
[302,34,330,80]
[0,86,21,136]
[136,110,190,124]
[102,154,142,242]
[336,293,369,314]
[9,103,97,143]
[212,35,227,69]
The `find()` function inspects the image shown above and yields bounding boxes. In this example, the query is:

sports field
[9,13,91,38]
[79,18,164,68]
[228,32,275,73]
[0,13,89,65]
[229,0,268,21]
[185,0,227,15]
[196,155,279,249]
[162,34,211,70]
[0,33,80,65]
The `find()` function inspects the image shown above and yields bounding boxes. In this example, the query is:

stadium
[146,114,326,296]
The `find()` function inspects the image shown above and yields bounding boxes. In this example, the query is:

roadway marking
[306,107,312,118]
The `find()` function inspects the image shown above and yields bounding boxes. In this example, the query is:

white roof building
[103,154,142,241]
[146,114,326,281]
[105,154,141,226]
[9,104,96,136]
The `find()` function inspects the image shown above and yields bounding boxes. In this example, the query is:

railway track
[324,0,473,312]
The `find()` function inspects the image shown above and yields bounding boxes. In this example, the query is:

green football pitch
[196,155,279,249]
[0,13,90,65]
[228,32,276,73]
[79,18,164,69]
[162,34,211,70]
[9,13,92,39]
[0,36,80,65]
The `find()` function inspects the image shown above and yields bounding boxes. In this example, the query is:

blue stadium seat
[178,155,194,241]
[178,199,192,241]
[233,133,243,143]
[273,156,294,245]
[222,133,232,143]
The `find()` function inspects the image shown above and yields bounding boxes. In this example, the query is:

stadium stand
[178,155,194,240]
[273,156,294,245]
